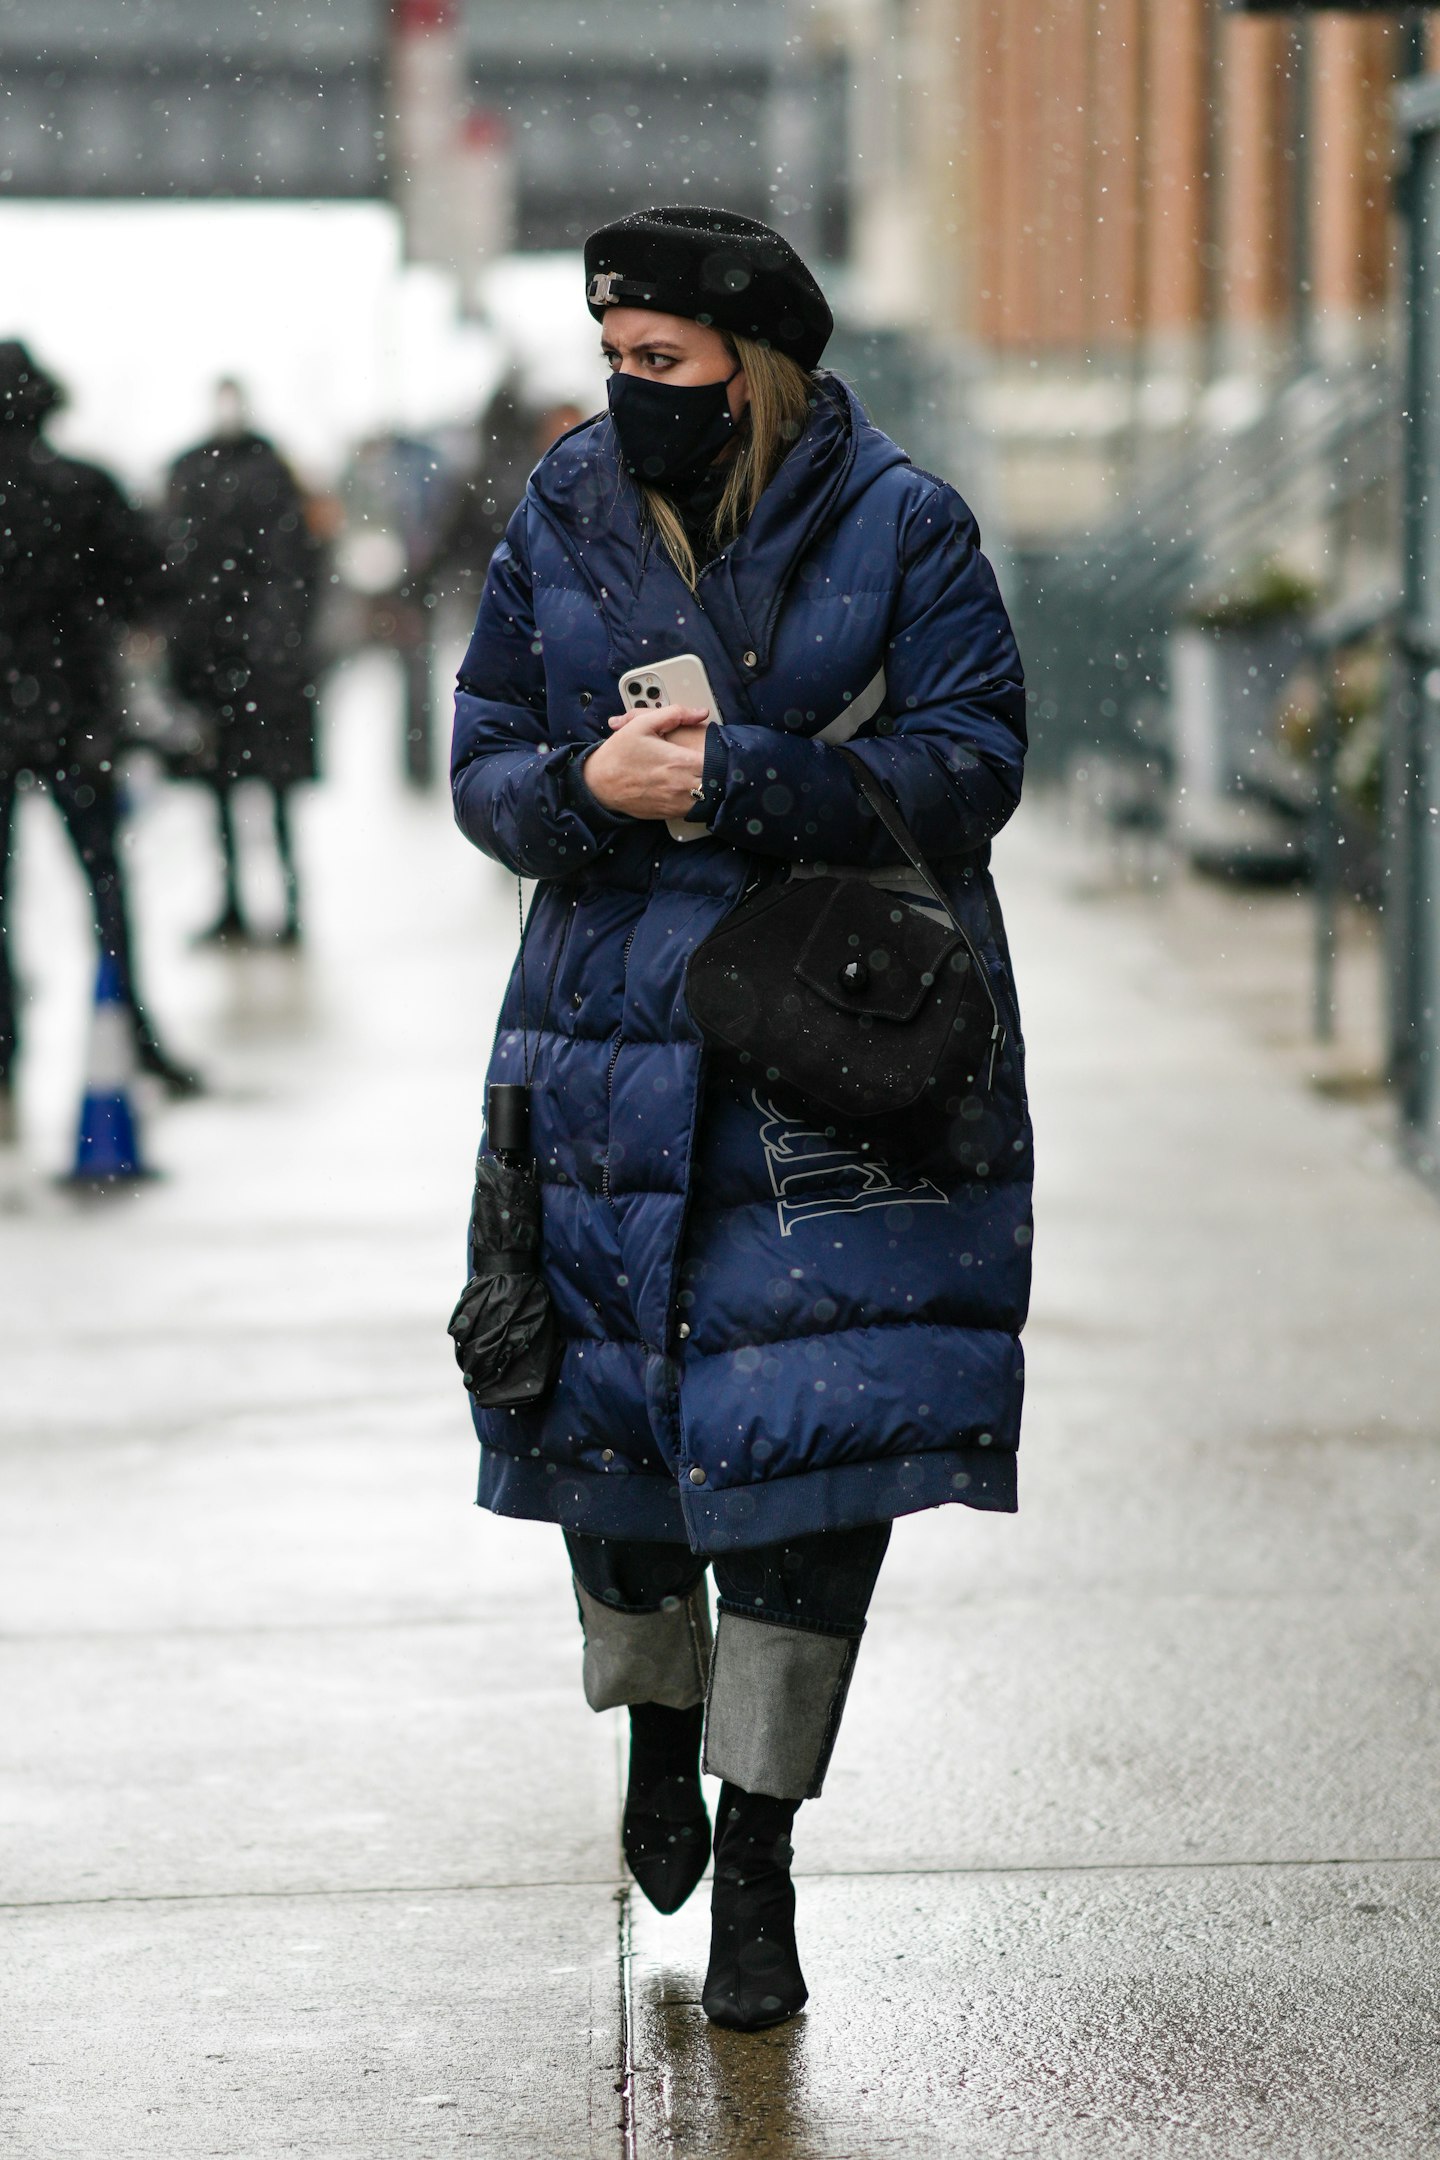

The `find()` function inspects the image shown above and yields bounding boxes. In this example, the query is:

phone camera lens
[626,681,643,697]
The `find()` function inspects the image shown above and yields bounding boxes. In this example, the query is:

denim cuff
[703,1609,860,1800]
[573,1578,712,1711]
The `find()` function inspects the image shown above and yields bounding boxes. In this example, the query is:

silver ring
[690,782,706,801]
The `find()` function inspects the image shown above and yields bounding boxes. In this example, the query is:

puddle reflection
[634,1960,820,2158]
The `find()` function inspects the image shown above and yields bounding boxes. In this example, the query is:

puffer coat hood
[452,375,1031,1552]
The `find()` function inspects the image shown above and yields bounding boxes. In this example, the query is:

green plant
[1184,559,1320,632]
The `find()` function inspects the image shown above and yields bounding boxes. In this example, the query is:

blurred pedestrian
[0,340,200,1127]
[449,212,1031,2029]
[339,428,450,786]
[426,384,584,614]
[164,381,321,946]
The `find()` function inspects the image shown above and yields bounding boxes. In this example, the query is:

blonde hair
[640,334,815,590]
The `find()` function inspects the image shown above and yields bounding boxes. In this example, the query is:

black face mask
[607,367,740,488]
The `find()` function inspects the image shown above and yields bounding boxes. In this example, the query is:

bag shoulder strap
[834,746,1003,1053]
[834,746,955,926]
[816,666,888,746]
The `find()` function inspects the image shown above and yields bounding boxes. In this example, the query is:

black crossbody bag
[686,748,1004,1122]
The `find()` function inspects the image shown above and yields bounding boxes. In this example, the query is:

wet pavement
[3,659,1440,2156]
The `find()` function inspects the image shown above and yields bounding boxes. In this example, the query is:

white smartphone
[618,652,722,843]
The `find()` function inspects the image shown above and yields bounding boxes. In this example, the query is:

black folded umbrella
[448,1150,561,1409]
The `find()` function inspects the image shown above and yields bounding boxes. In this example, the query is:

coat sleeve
[698,481,1026,866]
[450,502,630,878]
[88,468,167,628]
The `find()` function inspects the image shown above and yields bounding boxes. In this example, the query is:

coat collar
[526,375,908,678]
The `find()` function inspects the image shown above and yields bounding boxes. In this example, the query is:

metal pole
[403,640,434,788]
[1391,76,1438,1129]
[1312,653,1340,1042]
[1402,8,1428,82]
[1291,19,1313,372]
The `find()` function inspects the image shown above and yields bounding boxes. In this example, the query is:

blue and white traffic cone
[62,954,154,1185]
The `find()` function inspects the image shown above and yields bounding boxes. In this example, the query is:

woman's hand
[581,703,709,819]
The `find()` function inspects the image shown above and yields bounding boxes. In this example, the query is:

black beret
[584,206,833,371]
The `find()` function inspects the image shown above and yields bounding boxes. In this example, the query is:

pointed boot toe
[623,1702,709,1914]
[623,1775,712,1914]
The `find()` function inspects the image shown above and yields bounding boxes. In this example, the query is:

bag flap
[794,881,966,1023]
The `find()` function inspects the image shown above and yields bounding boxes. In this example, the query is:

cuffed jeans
[565,1523,891,1802]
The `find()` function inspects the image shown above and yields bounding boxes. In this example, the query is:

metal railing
[1011,353,1401,778]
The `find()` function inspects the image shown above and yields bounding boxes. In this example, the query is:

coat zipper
[600,917,640,1203]
[988,1022,1005,1091]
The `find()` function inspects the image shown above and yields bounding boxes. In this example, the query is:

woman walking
[450,207,1031,2030]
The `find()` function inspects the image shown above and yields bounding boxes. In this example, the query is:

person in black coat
[0,340,199,1123]
[164,382,321,946]
[423,382,539,614]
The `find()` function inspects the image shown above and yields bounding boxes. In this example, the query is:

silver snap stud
[742,649,757,668]
[678,1321,691,1338]
[688,1466,706,1484]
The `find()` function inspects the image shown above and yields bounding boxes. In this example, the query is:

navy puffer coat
[452,376,1031,1552]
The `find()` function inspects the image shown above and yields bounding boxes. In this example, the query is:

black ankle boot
[193,905,248,948]
[622,1702,709,1915]
[702,1782,807,2031]
[134,1031,205,1100]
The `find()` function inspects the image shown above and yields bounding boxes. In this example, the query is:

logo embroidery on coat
[753,1093,947,1237]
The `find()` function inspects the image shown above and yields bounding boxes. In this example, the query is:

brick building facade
[824,0,1429,540]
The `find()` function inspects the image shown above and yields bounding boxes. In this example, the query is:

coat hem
[475,1441,1016,1552]
[477,1447,689,1540]
[680,1446,1016,1550]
